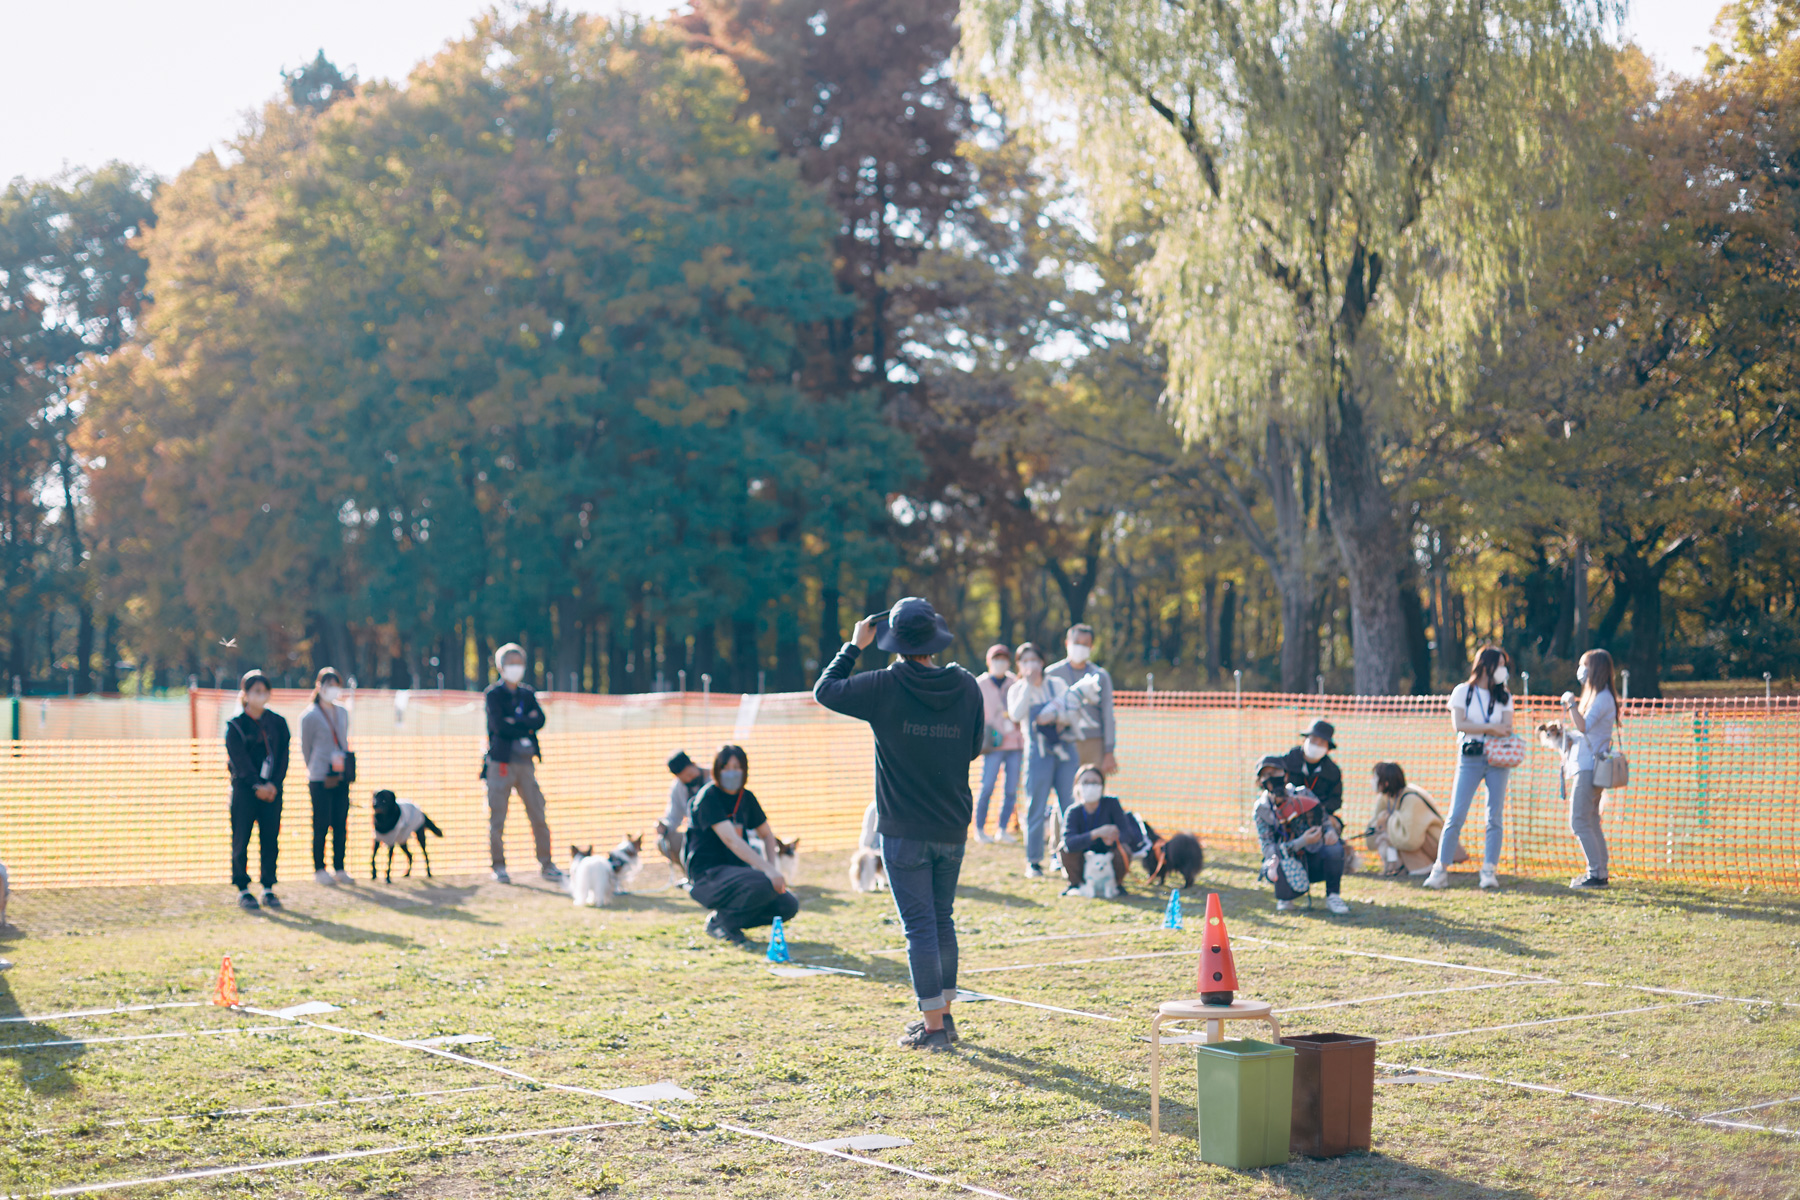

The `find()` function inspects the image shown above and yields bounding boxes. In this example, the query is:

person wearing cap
[814,597,984,1052]
[973,643,1022,843]
[1045,623,1117,777]
[1251,754,1348,915]
[483,643,560,885]
[225,669,291,911]
[658,750,711,874]
[1282,719,1343,819]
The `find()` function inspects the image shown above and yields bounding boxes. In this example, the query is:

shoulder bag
[1594,749,1628,789]
[327,707,356,786]
[1484,734,1527,769]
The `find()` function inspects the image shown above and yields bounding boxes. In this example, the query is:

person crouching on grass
[685,745,798,945]
[1059,764,1144,896]
[814,597,984,1052]
[227,669,290,911]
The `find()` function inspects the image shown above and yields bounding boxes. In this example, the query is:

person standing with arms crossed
[484,643,561,885]
[226,670,290,911]
[1046,623,1117,777]
[815,597,984,1051]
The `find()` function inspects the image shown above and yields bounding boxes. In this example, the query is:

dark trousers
[231,785,282,890]
[882,836,965,1013]
[1060,842,1130,888]
[309,780,351,872]
[690,865,799,931]
[1274,842,1345,900]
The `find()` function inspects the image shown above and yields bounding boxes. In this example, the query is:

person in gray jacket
[1045,623,1117,776]
[300,667,354,886]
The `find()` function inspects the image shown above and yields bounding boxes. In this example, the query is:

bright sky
[0,0,1729,186]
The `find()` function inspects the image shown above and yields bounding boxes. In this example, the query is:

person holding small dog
[1553,648,1619,889]
[226,669,290,911]
[1252,754,1348,914]
[684,744,798,945]
[301,667,353,886]
[659,750,710,874]
[1426,645,1515,892]
[1059,764,1143,896]
[1006,642,1086,879]
[1046,624,1117,777]
[484,643,560,885]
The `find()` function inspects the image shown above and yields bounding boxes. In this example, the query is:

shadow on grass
[257,908,420,949]
[338,882,495,924]
[955,884,1049,910]
[0,973,81,1095]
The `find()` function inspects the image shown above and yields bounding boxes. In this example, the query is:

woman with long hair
[300,667,353,885]
[1426,645,1516,891]
[1559,649,1619,888]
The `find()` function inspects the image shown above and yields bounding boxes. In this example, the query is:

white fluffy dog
[567,837,642,908]
[1072,848,1119,899]
[847,801,886,893]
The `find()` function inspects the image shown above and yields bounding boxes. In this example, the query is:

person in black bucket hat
[815,597,983,1052]
[1282,718,1343,818]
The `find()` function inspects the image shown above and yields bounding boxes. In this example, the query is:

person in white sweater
[299,667,353,885]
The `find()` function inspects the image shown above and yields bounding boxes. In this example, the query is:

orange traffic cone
[1197,893,1237,1006]
[212,955,239,1007]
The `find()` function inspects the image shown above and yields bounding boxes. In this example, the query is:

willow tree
[965,0,1614,691]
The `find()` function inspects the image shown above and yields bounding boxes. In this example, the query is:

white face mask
[321,684,341,703]
[1302,739,1327,763]
[988,659,1011,677]
[501,662,526,684]
[1066,642,1092,666]
[1078,781,1103,805]
[1576,663,1590,684]
[1492,665,1509,686]
[1019,657,1042,674]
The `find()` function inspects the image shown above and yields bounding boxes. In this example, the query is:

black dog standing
[371,790,443,882]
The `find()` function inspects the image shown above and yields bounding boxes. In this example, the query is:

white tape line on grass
[1583,981,1800,1009]
[243,1008,1027,1200]
[18,1086,506,1140]
[954,989,1122,1022]
[1,1024,294,1050]
[0,1002,204,1024]
[1379,1000,1713,1046]
[1703,1094,1800,1119]
[868,927,1151,956]
[963,949,1194,976]
[12,1120,646,1197]
[1276,979,1554,1014]
[1232,933,1540,979]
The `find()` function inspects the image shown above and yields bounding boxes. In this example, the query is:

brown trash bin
[1280,1033,1376,1156]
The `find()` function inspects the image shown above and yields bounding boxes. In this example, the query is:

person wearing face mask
[226,669,290,911]
[684,745,798,944]
[1426,644,1516,892]
[300,667,354,886]
[483,643,560,885]
[1281,719,1343,819]
[1005,642,1080,879]
[1058,765,1145,896]
[1251,755,1348,914]
[1550,648,1619,889]
[1045,624,1117,777]
[658,750,711,875]
[973,643,1023,843]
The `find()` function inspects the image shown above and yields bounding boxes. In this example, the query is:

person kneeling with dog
[1253,754,1348,915]
[1059,765,1143,897]
[685,744,798,946]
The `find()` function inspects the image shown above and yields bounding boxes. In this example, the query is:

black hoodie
[813,642,984,843]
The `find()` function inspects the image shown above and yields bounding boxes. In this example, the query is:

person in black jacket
[225,669,290,911]
[814,597,983,1052]
[1283,719,1344,818]
[483,643,559,885]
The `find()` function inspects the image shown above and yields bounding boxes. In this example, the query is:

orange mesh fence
[0,689,1795,891]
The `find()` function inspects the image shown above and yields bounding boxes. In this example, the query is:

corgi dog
[370,790,443,882]
[568,836,643,908]
[848,800,886,893]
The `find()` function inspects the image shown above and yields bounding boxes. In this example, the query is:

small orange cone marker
[213,955,239,1007]
[1198,893,1237,1006]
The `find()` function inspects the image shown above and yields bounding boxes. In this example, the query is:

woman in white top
[1005,642,1077,878]
[299,667,353,885]
[1426,645,1515,891]
[1560,648,1618,888]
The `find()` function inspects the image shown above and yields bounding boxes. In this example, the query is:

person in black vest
[226,669,290,911]
[684,744,797,944]
[814,597,984,1052]
[1282,719,1344,818]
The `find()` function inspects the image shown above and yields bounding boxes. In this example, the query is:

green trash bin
[1194,1037,1295,1168]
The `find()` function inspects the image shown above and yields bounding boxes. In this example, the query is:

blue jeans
[1438,754,1510,869]
[975,749,1022,834]
[1024,745,1078,866]
[881,836,965,1012]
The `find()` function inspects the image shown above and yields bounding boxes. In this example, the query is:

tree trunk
[552,596,581,693]
[733,610,760,693]
[775,594,803,691]
[819,569,840,668]
[100,612,119,694]
[74,601,94,694]
[1203,573,1220,684]
[1571,540,1589,651]
[606,611,627,694]
[1218,580,1236,672]
[1045,523,1104,629]
[1324,391,1409,694]
[862,579,889,670]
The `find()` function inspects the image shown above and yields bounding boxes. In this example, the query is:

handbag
[1594,750,1629,789]
[326,708,356,786]
[1483,734,1527,769]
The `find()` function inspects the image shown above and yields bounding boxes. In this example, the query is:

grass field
[2,843,1798,1199]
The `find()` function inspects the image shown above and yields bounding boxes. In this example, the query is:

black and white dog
[370,790,443,882]
[568,837,643,907]
[847,801,886,892]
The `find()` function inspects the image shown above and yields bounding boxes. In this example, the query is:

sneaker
[333,869,353,884]
[973,829,992,844]
[238,891,260,911]
[1325,894,1350,915]
[1061,885,1083,897]
[904,1013,959,1043]
[1422,865,1451,889]
[1024,862,1045,879]
[1479,866,1500,890]
[996,830,1017,844]
[315,869,335,886]
[540,863,564,882]
[1569,874,1610,889]
[491,869,512,885]
[260,891,283,911]
[1275,898,1294,913]
[896,1024,953,1052]
[704,912,749,946]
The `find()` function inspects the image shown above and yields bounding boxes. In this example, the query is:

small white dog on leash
[567,837,643,908]
[847,801,887,893]
[1072,849,1119,899]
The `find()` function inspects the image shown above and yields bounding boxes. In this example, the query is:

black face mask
[1263,775,1287,793]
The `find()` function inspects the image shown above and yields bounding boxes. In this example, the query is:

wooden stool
[1149,998,1281,1135]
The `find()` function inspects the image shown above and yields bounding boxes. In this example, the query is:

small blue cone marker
[1164,888,1183,930]
[767,916,791,963]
